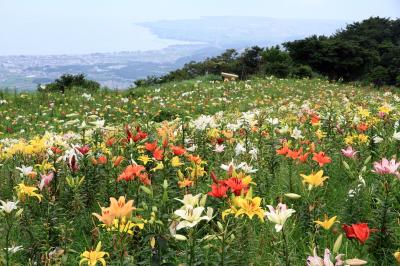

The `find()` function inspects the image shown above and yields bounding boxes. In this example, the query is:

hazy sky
[0,0,399,55]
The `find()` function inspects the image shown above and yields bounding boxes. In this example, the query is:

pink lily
[341,146,358,159]
[372,158,400,176]
[39,172,54,190]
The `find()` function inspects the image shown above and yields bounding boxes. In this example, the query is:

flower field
[0,77,399,265]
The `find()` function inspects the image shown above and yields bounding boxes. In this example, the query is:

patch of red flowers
[124,125,148,143]
[145,141,164,161]
[276,145,310,164]
[208,172,248,198]
[118,164,151,185]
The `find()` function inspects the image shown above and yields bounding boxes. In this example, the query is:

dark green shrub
[38,74,100,93]
[368,66,390,87]
[292,65,314,78]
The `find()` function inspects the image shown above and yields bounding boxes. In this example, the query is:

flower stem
[189,229,196,266]
[5,217,13,266]
[281,227,290,266]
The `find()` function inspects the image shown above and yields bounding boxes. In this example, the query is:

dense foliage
[0,77,399,265]
[135,17,399,87]
[284,17,400,86]
[38,74,101,93]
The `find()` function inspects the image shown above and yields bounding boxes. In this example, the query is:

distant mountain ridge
[139,16,348,48]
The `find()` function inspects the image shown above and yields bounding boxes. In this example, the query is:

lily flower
[117,164,148,183]
[92,207,114,226]
[39,172,54,190]
[208,183,228,198]
[175,193,203,208]
[0,200,19,213]
[174,205,213,230]
[234,195,265,221]
[312,152,331,167]
[16,165,35,178]
[342,223,375,244]
[372,158,400,176]
[314,214,339,230]
[306,248,367,266]
[301,170,329,190]
[79,241,108,266]
[109,196,136,218]
[306,248,332,266]
[265,203,295,232]
[394,251,400,264]
[15,183,43,202]
[214,144,225,153]
[341,146,358,159]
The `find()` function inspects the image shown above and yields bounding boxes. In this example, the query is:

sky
[0,0,399,55]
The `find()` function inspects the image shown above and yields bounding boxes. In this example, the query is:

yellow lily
[138,155,151,165]
[235,196,265,221]
[171,156,184,167]
[300,170,328,190]
[79,241,108,266]
[223,189,264,222]
[314,214,339,230]
[15,183,43,202]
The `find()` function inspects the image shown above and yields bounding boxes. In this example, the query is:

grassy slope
[0,77,384,137]
[0,77,399,264]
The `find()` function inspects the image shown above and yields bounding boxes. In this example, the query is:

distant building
[221,72,238,82]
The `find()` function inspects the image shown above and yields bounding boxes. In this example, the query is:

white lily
[0,200,19,213]
[235,143,246,156]
[174,205,213,230]
[16,165,34,177]
[265,203,296,232]
[291,127,304,139]
[214,144,225,153]
[175,193,202,208]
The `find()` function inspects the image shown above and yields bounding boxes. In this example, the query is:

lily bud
[284,193,301,199]
[333,234,343,254]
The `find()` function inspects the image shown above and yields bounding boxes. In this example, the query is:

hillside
[0,77,399,264]
[136,17,400,88]
[0,77,388,136]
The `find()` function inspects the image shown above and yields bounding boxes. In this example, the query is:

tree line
[134,17,400,87]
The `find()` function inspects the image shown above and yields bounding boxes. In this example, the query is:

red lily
[216,138,225,144]
[342,223,375,244]
[357,123,369,132]
[118,164,146,182]
[297,152,310,163]
[125,125,134,142]
[312,151,331,167]
[152,148,164,161]
[208,183,228,198]
[276,145,290,155]
[171,145,186,156]
[50,146,63,154]
[224,177,248,196]
[76,145,90,155]
[145,141,158,152]
[311,114,320,125]
[133,127,148,142]
[287,148,302,160]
